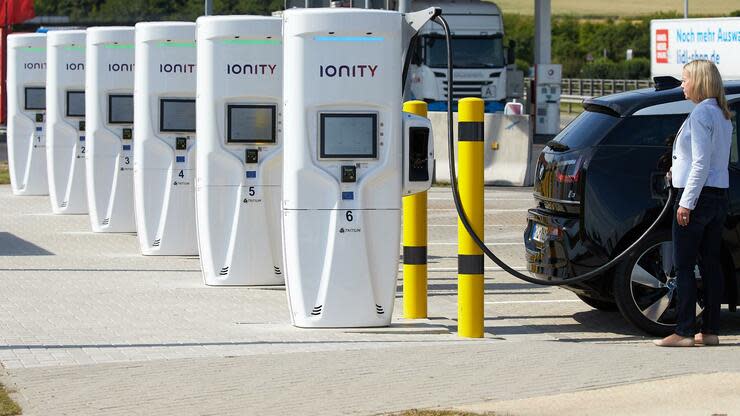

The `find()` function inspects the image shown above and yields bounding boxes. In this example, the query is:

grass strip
[0,382,21,416]
[0,162,9,185]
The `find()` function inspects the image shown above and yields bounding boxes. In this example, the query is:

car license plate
[532,223,547,243]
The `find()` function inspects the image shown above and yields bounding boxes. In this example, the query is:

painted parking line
[397,267,530,272]
[428,242,524,246]
[427,197,534,201]
[428,208,529,212]
[428,224,523,227]
[484,300,581,305]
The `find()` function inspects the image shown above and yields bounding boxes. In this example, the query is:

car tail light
[556,155,585,184]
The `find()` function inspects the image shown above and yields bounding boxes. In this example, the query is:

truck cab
[407,0,508,112]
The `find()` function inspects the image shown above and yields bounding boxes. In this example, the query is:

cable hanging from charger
[433,15,676,286]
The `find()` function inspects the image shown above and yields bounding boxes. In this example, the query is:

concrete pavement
[0,185,738,415]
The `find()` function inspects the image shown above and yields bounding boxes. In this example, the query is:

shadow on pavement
[0,232,53,256]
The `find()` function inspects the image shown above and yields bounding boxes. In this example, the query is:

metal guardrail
[524,77,655,98]
[522,77,655,113]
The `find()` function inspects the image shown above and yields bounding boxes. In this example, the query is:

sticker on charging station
[242,184,262,204]
[246,171,257,178]
[342,191,354,200]
[176,156,186,163]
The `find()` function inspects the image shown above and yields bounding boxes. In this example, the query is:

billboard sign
[651,17,740,80]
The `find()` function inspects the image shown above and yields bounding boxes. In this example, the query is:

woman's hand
[677,206,691,226]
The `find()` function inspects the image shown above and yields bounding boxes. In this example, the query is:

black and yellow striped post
[457,97,485,338]
[402,100,428,319]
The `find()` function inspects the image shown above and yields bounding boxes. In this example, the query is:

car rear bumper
[524,207,613,295]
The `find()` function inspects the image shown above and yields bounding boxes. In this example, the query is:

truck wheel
[613,230,702,336]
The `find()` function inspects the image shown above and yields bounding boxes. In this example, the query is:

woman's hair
[683,59,731,120]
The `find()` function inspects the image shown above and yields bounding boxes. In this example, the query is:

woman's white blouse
[671,98,733,210]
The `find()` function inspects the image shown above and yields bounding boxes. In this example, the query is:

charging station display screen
[320,113,377,158]
[108,94,134,124]
[227,105,276,143]
[66,91,85,117]
[160,98,196,133]
[24,87,46,110]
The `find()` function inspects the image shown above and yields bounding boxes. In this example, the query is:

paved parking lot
[1,185,739,415]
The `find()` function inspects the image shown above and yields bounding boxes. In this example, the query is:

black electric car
[524,80,740,335]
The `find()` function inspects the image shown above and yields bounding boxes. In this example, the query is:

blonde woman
[655,60,733,347]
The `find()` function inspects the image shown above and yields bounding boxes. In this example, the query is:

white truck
[406,0,519,112]
[651,17,740,80]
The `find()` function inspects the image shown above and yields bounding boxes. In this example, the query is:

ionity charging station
[46,30,88,214]
[7,33,48,196]
[196,16,284,285]
[85,27,136,233]
[282,8,436,327]
[133,22,198,255]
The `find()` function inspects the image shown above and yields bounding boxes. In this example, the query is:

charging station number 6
[346,210,353,222]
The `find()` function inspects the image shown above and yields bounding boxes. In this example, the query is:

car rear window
[550,110,620,150]
[600,114,687,147]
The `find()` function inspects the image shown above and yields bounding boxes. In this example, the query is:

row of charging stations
[47,30,88,214]
[134,22,198,256]
[6,8,437,328]
[86,27,136,233]
[6,34,48,196]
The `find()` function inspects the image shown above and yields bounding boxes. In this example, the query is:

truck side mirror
[507,40,516,66]
[402,112,434,195]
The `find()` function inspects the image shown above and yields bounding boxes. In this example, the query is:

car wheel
[576,294,618,311]
[613,230,703,336]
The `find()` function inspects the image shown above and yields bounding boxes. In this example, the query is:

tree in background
[504,12,688,79]
[33,0,282,22]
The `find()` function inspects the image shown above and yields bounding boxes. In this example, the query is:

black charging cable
[434,15,676,286]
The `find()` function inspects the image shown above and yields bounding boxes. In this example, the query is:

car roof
[583,80,740,117]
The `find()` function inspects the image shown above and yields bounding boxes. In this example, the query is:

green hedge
[503,12,729,79]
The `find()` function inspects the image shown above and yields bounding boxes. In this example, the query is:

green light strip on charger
[104,44,134,49]
[25,47,46,52]
[158,42,196,48]
[63,46,85,51]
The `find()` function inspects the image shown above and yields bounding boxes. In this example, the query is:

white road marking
[397,267,529,272]
[428,242,523,246]
[428,224,523,227]
[484,300,581,305]
[428,208,529,212]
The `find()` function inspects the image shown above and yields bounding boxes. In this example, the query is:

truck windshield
[425,35,505,69]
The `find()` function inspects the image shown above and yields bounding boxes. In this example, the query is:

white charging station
[134,22,198,255]
[85,27,136,233]
[195,16,284,285]
[7,33,48,196]
[46,30,88,214]
[282,8,436,327]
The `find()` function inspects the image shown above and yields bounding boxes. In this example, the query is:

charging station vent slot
[152,239,161,247]
[311,305,323,316]
[219,266,229,276]
[274,266,282,275]
[60,201,68,208]
[102,218,110,225]
[375,304,385,315]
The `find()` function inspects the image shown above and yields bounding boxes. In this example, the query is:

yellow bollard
[402,100,429,319]
[457,97,485,338]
